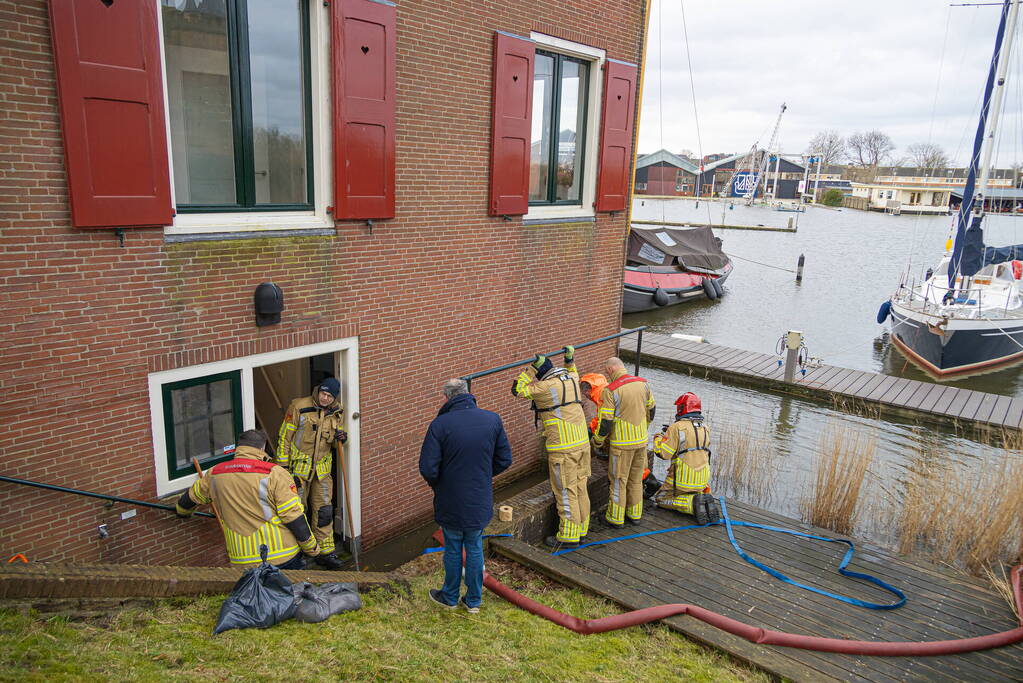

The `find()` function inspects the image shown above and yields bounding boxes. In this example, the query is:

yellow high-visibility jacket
[276,391,344,479]
[514,363,589,452]
[654,416,710,493]
[596,369,656,448]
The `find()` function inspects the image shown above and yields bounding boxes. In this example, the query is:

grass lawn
[0,555,768,682]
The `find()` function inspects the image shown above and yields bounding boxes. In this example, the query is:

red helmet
[674,392,701,415]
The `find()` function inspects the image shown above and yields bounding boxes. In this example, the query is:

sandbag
[291,581,362,623]
[213,546,297,635]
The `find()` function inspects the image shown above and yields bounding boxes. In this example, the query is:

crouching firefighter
[175,430,321,569]
[513,346,591,548]
[276,378,347,570]
[652,392,720,524]
[593,357,656,528]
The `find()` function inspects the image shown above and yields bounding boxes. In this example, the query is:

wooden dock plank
[621,334,1021,431]
[494,502,1023,683]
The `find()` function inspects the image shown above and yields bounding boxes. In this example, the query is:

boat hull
[623,264,732,314]
[889,304,1023,376]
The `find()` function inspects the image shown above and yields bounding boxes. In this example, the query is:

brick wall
[0,0,646,565]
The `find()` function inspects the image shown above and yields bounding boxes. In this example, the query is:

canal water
[624,198,1023,552]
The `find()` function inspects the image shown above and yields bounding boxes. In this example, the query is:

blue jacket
[419,393,512,530]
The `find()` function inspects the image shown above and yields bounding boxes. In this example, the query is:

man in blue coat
[419,378,512,613]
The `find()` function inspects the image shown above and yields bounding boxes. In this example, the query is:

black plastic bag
[291,581,362,623]
[213,545,297,634]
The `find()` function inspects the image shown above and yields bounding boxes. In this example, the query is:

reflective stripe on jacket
[653,416,710,493]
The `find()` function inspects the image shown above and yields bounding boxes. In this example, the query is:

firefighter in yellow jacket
[653,392,720,524]
[276,377,346,570]
[592,357,655,527]
[513,346,591,548]
[175,430,320,569]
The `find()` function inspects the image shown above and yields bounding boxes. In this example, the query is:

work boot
[314,552,344,570]
[597,516,624,530]
[693,494,720,525]
[544,535,578,550]
[704,495,721,524]
[624,517,641,527]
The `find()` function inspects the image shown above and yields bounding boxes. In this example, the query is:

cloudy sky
[638,0,1023,166]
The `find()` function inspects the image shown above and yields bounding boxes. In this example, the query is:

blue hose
[553,498,905,610]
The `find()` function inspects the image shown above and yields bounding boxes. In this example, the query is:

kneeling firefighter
[652,392,720,524]
[175,430,321,569]
[276,378,347,570]
[513,346,591,548]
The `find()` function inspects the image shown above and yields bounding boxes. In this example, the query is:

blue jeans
[440,527,484,608]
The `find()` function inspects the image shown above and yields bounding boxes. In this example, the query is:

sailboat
[881,0,1023,377]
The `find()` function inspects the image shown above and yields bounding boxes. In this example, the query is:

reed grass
[897,452,1023,574]
[711,421,778,507]
[800,426,876,536]
[983,564,1021,623]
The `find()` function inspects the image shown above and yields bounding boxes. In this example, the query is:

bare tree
[805,130,846,165]
[847,130,896,167]
[905,142,951,169]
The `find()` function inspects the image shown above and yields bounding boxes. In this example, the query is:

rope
[552,498,905,610]
[725,252,797,273]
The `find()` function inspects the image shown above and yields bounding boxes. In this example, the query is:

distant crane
[745,103,787,206]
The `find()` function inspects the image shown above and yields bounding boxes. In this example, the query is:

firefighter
[652,392,720,524]
[276,377,347,570]
[175,430,320,569]
[592,357,656,527]
[513,346,591,548]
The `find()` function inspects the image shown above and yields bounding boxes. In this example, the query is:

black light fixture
[254,282,284,327]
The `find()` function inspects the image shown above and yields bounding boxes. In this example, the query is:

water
[623,198,1023,551]
[626,198,1023,395]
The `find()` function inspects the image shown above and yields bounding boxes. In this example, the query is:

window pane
[169,378,237,470]
[209,379,232,413]
[247,0,308,205]
[161,0,237,205]
[530,54,555,202]
[556,60,586,202]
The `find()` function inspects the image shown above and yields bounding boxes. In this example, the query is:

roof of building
[635,149,699,174]
[701,152,748,173]
[949,187,1023,200]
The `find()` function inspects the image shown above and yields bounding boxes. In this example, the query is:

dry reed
[800,426,876,536]
[983,564,1021,622]
[710,421,778,507]
[897,453,1023,574]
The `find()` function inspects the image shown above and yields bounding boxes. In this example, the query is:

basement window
[161,370,243,479]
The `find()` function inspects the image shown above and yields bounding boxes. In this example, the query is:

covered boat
[623,225,732,313]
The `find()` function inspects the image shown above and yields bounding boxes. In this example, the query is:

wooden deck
[490,501,1023,683]
[620,331,1023,431]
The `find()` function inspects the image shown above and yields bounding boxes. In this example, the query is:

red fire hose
[431,530,1023,655]
[482,565,1023,655]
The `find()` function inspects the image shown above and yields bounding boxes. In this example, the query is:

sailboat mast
[949,0,1017,286]
[978,0,1020,197]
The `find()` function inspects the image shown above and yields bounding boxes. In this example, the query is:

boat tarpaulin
[982,242,1023,266]
[627,226,729,270]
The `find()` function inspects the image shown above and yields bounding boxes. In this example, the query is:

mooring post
[783,330,803,383]
[634,328,644,376]
[787,217,794,230]
[796,253,805,282]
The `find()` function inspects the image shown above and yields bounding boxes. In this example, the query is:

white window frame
[156,0,334,236]
[524,33,605,223]
[148,336,361,543]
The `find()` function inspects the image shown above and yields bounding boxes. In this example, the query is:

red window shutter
[595,59,639,213]
[332,0,396,220]
[489,32,534,216]
[48,0,172,228]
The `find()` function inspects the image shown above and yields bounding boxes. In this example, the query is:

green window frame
[162,0,314,213]
[162,370,243,480]
[529,50,590,206]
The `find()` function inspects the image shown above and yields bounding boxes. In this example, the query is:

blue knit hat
[319,378,341,398]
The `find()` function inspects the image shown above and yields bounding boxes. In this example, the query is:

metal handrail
[461,326,647,392]
[0,474,215,518]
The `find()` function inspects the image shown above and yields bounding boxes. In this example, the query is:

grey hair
[605,356,626,370]
[443,378,469,399]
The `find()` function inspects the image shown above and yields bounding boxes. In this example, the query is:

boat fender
[653,287,670,306]
[876,300,892,324]
[925,268,933,281]
[1013,260,1022,280]
[701,278,718,301]
[711,278,724,298]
